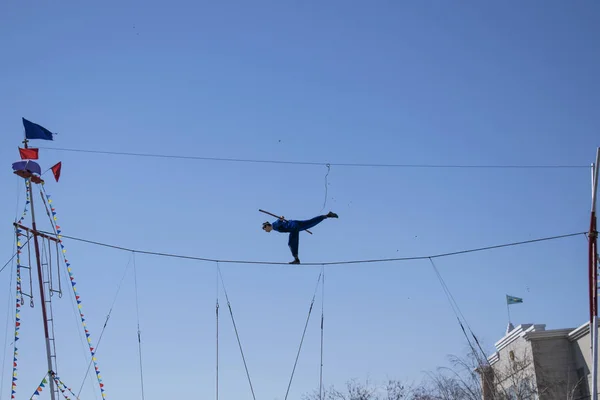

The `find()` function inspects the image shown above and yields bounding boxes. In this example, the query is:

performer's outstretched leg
[288,231,300,264]
[296,212,338,232]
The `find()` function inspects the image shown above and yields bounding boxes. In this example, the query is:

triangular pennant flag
[50,162,62,182]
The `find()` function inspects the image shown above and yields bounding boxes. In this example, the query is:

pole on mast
[28,180,58,400]
[590,148,599,400]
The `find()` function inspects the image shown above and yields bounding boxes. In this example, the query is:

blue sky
[0,1,599,399]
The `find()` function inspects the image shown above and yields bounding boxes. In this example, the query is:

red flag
[51,162,62,182]
[18,147,39,160]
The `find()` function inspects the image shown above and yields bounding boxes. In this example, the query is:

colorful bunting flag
[28,372,50,400]
[10,216,28,399]
[51,371,77,400]
[40,187,107,399]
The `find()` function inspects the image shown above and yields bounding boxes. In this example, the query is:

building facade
[478,321,594,400]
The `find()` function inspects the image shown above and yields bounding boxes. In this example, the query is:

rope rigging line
[26,232,33,307]
[133,253,146,400]
[42,236,50,293]
[0,236,31,274]
[1,252,18,275]
[217,265,257,400]
[55,238,62,297]
[320,164,331,213]
[284,269,323,400]
[76,253,133,398]
[428,257,479,356]
[319,265,325,400]
[41,235,61,383]
[39,189,63,299]
[430,259,490,363]
[38,146,590,170]
[0,228,17,399]
[428,258,510,399]
[1,181,32,276]
[43,231,586,266]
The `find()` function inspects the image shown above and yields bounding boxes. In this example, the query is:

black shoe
[327,211,338,218]
[289,258,300,264]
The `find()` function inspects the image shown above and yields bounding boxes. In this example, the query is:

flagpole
[506,301,511,324]
[589,148,599,400]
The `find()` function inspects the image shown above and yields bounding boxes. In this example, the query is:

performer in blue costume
[262,211,339,264]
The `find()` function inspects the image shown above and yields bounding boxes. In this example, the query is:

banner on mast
[22,118,55,141]
[18,147,39,160]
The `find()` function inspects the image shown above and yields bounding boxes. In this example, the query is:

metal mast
[19,138,58,400]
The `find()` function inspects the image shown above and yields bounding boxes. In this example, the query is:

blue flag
[22,118,54,141]
[506,295,523,305]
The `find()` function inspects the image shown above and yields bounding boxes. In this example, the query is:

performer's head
[262,222,273,232]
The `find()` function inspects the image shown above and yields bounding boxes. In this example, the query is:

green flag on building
[506,295,523,305]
